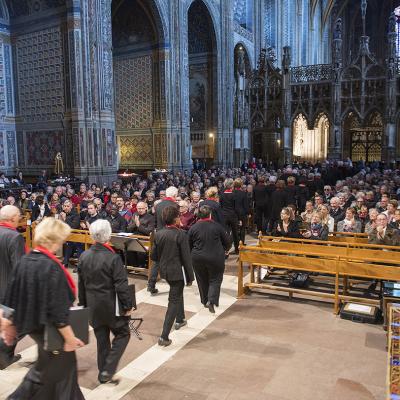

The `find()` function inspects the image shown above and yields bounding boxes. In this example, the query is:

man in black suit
[107,205,128,233]
[253,177,268,233]
[148,186,179,294]
[0,205,25,369]
[78,219,133,384]
[220,178,239,254]
[233,178,249,245]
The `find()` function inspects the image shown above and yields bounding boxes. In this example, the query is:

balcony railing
[290,64,333,83]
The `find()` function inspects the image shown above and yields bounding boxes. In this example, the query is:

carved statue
[282,46,291,73]
[266,46,277,65]
[54,152,64,176]
[237,46,245,76]
[333,18,342,40]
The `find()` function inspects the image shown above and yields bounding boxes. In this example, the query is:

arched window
[234,0,253,32]
[395,6,400,55]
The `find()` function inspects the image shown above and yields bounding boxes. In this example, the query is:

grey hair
[224,178,234,189]
[166,186,178,198]
[89,219,112,244]
[0,205,20,222]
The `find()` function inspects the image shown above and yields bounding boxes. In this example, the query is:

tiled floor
[0,246,387,400]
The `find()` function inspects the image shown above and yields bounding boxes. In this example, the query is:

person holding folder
[1,218,86,400]
[151,206,194,347]
[78,219,133,384]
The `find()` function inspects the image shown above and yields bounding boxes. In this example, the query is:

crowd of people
[0,159,400,398]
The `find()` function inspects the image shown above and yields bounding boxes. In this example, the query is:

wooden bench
[238,242,400,314]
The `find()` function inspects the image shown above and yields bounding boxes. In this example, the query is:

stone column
[281,46,292,164]
[385,13,397,163]
[330,18,343,160]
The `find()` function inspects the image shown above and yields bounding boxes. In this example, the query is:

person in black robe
[269,180,288,233]
[253,177,268,233]
[220,179,239,254]
[188,205,231,313]
[148,187,179,295]
[233,178,249,245]
[272,207,301,238]
[1,218,85,400]
[151,206,194,347]
[0,205,25,369]
[78,219,132,384]
[201,187,225,227]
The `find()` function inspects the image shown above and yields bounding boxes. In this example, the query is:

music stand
[110,236,147,269]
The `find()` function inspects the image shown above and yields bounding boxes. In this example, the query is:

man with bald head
[0,205,25,368]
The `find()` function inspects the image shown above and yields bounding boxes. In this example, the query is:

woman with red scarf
[1,218,86,400]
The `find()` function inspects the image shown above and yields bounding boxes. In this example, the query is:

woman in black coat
[188,205,231,313]
[201,186,225,227]
[269,180,288,232]
[151,206,194,347]
[1,218,85,400]
[272,207,301,238]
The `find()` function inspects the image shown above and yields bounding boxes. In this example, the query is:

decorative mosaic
[0,43,5,119]
[119,135,152,165]
[25,131,65,166]
[6,131,16,167]
[16,27,65,122]
[114,55,153,129]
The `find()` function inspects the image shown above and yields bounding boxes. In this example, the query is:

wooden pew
[238,242,400,314]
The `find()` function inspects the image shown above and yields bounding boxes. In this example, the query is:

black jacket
[188,220,231,267]
[155,199,178,229]
[5,252,74,335]
[31,204,51,222]
[330,207,345,224]
[272,220,301,238]
[0,226,25,302]
[151,227,194,282]
[253,184,268,208]
[65,210,81,229]
[201,199,225,227]
[107,214,128,233]
[295,185,309,212]
[220,191,238,220]
[233,189,249,218]
[78,244,132,328]
[127,213,155,236]
[270,189,288,221]
[284,185,297,206]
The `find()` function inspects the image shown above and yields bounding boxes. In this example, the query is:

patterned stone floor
[0,239,387,400]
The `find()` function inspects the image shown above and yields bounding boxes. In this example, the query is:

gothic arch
[112,0,169,168]
[187,0,219,165]
[292,113,328,162]
[234,41,254,70]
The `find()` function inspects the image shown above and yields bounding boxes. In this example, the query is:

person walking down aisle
[1,218,86,400]
[188,206,231,313]
[78,219,133,384]
[151,206,194,347]
[0,205,25,369]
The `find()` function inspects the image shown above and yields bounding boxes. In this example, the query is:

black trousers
[193,262,224,306]
[224,215,239,251]
[94,317,130,376]
[8,333,84,400]
[255,206,268,233]
[161,280,185,340]
[238,216,247,245]
[148,262,159,289]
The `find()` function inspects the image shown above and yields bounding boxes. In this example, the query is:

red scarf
[98,242,115,253]
[163,197,176,202]
[206,198,218,202]
[0,222,16,231]
[35,246,77,297]
[198,217,212,222]
[166,224,179,229]
[224,190,233,193]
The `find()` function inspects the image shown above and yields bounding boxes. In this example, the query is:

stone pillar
[281,46,292,164]
[330,18,343,160]
[386,13,397,163]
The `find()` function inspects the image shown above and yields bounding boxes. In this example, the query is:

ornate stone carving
[290,64,333,83]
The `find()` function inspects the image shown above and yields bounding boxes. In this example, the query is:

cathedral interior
[0,0,398,178]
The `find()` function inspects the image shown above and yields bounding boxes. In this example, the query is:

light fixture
[277,139,281,145]
[209,133,214,138]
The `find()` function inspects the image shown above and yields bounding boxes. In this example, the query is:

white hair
[0,205,20,222]
[166,186,178,198]
[89,219,112,244]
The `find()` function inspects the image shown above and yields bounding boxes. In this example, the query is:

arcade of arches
[0,0,398,179]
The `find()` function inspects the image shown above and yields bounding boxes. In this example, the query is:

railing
[233,21,254,42]
[290,64,333,83]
